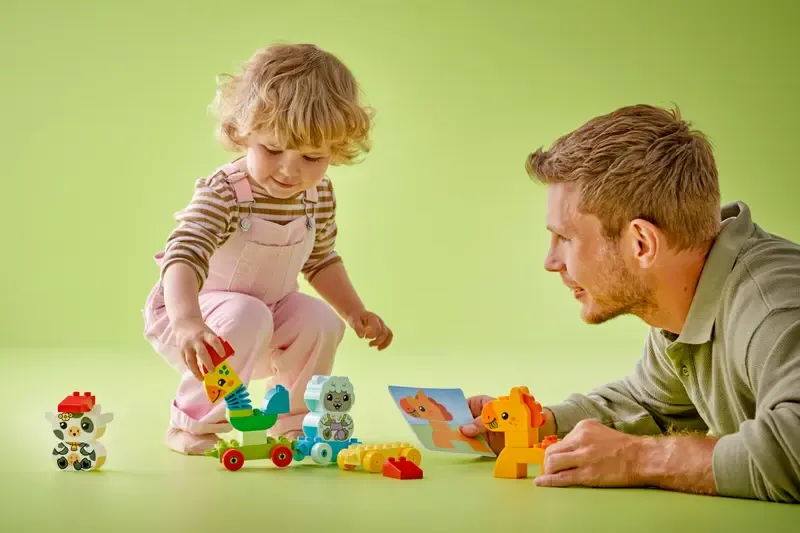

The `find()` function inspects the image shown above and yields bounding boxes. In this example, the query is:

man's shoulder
[719,226,800,389]
[730,226,800,311]
[718,226,800,344]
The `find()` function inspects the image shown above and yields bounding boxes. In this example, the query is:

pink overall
[143,163,344,438]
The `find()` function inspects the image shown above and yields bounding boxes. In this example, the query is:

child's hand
[347,310,393,351]
[173,318,225,381]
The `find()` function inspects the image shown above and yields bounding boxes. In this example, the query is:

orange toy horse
[399,390,491,453]
[481,386,558,478]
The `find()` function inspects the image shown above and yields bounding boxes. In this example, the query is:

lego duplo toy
[291,375,360,465]
[46,391,114,472]
[336,442,422,473]
[382,456,423,480]
[199,338,423,474]
[481,385,560,479]
[200,339,295,471]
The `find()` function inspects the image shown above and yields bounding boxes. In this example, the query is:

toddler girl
[143,43,393,455]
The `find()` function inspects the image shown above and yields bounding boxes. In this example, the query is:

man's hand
[460,394,558,455]
[535,419,719,495]
[458,395,505,455]
[535,419,647,488]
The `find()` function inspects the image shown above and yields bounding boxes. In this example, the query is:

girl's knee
[287,294,345,340]
[313,303,346,340]
[297,303,345,344]
[207,294,274,347]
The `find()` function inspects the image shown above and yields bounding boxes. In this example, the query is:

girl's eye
[263,145,321,162]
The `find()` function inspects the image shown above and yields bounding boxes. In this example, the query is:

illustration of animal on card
[388,386,495,457]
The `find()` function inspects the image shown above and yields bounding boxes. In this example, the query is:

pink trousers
[145,289,345,436]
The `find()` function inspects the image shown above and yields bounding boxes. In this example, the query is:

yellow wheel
[338,452,355,471]
[362,451,384,473]
[401,447,422,465]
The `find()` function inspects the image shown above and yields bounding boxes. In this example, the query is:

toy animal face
[399,391,453,422]
[321,377,354,412]
[204,362,240,404]
[46,404,113,443]
[323,390,352,412]
[481,400,524,432]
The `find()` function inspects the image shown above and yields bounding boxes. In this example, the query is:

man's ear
[628,218,660,268]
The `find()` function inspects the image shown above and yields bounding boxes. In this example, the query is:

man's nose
[544,247,563,272]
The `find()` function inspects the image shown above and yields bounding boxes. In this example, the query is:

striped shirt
[160,168,341,289]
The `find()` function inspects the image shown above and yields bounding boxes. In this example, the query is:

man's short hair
[526,104,721,249]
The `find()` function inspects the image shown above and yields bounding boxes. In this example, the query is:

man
[460,104,800,504]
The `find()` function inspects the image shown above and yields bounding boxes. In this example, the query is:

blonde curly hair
[210,43,373,165]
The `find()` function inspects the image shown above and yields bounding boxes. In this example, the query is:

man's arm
[536,417,719,494]
[546,329,710,439]
[632,309,800,503]
[637,432,720,496]
[711,309,800,503]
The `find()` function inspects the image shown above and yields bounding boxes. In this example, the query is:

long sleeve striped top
[159,170,341,289]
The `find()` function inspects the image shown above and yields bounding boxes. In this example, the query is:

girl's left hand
[347,310,393,350]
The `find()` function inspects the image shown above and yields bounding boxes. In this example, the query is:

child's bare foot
[165,427,220,455]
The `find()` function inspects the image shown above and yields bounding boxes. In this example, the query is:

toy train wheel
[337,452,355,471]
[310,442,333,464]
[362,451,384,473]
[222,449,245,471]
[271,445,293,468]
[401,447,422,465]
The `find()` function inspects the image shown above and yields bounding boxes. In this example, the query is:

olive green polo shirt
[546,201,800,503]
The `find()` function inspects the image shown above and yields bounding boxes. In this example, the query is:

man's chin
[579,299,618,325]
[581,311,611,325]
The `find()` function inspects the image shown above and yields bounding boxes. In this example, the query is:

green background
[2,0,799,530]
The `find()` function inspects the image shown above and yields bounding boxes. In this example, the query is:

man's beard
[582,247,656,325]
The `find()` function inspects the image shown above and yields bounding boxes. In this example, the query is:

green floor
[5,350,798,532]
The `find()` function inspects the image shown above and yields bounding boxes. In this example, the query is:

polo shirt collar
[665,201,754,345]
